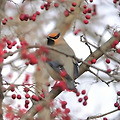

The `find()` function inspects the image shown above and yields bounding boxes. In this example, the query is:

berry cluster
[10,80,50,110]
[51,100,71,120]
[2,17,13,25]
[87,58,97,65]
[77,90,88,106]
[19,11,40,22]
[114,91,120,110]
[5,105,26,119]
[82,4,96,24]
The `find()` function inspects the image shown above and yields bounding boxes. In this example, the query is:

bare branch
[87,109,118,120]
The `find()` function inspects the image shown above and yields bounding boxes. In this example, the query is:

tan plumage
[44,30,78,90]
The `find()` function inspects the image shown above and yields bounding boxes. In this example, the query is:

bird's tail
[64,75,76,90]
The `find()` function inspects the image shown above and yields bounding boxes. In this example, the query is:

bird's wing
[47,60,76,90]
[73,60,79,79]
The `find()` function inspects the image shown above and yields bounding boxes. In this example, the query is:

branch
[79,33,120,76]
[88,69,109,85]
[87,109,118,120]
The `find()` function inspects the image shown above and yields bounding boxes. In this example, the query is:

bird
[44,30,79,90]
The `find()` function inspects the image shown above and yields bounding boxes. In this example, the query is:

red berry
[19,13,25,21]
[10,84,15,88]
[61,101,67,109]
[70,7,74,12]
[33,13,37,17]
[40,5,44,9]
[113,0,117,4]
[24,104,28,108]
[64,108,70,114]
[78,98,83,102]
[72,2,77,7]
[118,106,120,110]
[83,19,89,24]
[12,41,17,46]
[83,9,88,14]
[25,74,30,82]
[25,94,30,99]
[32,95,40,101]
[112,38,119,48]
[106,58,110,64]
[56,108,61,113]
[115,40,119,45]
[85,15,91,19]
[4,18,8,22]
[9,17,13,20]
[111,43,116,48]
[117,49,120,54]
[40,93,45,98]
[3,50,7,53]
[36,11,40,15]
[76,92,80,97]
[6,40,11,45]
[83,101,87,106]
[90,0,93,2]
[17,45,20,49]
[92,58,96,64]
[54,3,59,8]
[84,95,88,100]
[117,91,120,96]
[12,94,16,99]
[88,8,92,13]
[11,88,15,92]
[83,5,87,9]
[44,3,50,10]
[64,10,69,17]
[31,16,36,21]
[24,87,29,92]
[25,100,30,104]
[81,90,86,94]
[114,102,119,107]
[7,45,12,49]
[114,31,119,37]
[17,94,21,99]
[103,118,108,120]
[24,14,29,21]
[25,61,29,66]
[106,69,111,73]
[2,20,6,25]
[88,61,92,64]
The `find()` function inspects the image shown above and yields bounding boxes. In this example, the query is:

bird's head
[47,31,61,46]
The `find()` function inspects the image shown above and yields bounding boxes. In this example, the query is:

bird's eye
[48,33,60,39]
[47,37,55,46]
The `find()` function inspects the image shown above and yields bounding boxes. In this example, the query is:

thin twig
[87,109,118,120]
[88,69,109,85]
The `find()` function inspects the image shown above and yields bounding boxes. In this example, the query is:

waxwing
[44,30,78,90]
